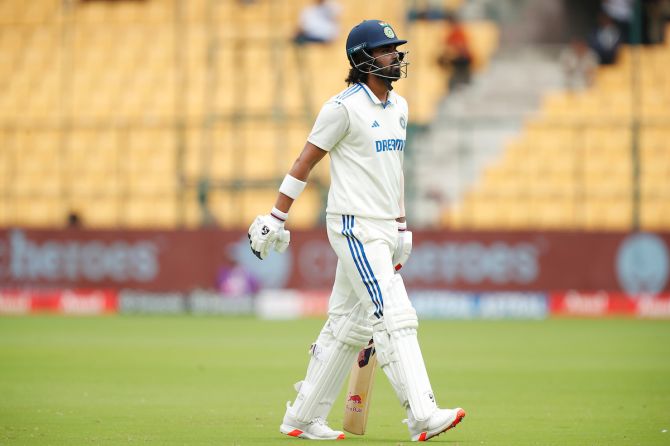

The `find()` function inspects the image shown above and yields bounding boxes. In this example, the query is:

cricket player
[248,20,465,441]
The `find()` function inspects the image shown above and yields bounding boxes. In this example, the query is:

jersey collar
[358,82,396,109]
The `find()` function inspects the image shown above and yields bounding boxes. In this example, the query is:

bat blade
[343,342,377,435]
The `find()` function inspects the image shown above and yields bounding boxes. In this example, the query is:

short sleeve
[307,100,349,152]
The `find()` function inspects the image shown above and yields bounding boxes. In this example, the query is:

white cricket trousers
[326,213,397,321]
[325,214,439,422]
[286,214,438,424]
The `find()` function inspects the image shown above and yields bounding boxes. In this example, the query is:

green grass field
[1,316,669,445]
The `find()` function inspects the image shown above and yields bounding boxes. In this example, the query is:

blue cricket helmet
[345,20,409,80]
[345,20,407,58]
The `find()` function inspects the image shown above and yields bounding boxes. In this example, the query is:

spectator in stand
[66,210,82,229]
[559,38,599,91]
[293,0,342,45]
[589,11,623,64]
[437,13,473,91]
[602,0,633,42]
[407,0,449,21]
[216,250,261,299]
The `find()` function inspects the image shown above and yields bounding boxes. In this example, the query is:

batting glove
[392,221,412,271]
[247,214,291,260]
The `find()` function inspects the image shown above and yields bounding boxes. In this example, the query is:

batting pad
[373,321,408,407]
[376,275,437,421]
[290,311,371,422]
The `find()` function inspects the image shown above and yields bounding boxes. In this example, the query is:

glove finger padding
[274,229,291,253]
[393,230,413,271]
[257,229,277,260]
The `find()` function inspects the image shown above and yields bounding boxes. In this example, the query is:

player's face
[371,44,403,80]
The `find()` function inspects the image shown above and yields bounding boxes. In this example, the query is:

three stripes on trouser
[341,215,384,318]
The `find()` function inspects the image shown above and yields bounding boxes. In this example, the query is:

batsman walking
[248,19,465,442]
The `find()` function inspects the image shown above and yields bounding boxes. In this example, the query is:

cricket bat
[343,339,377,435]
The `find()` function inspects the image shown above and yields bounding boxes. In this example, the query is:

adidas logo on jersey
[371,120,380,128]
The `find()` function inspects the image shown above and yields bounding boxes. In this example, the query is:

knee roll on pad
[384,307,418,333]
[383,274,418,333]
[333,312,373,348]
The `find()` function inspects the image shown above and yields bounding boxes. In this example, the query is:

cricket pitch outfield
[1,316,669,445]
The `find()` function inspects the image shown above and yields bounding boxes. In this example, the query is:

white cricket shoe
[404,407,466,442]
[280,402,345,440]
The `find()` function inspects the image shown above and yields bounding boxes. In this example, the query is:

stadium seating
[0,0,499,229]
[444,40,670,230]
[4,0,668,231]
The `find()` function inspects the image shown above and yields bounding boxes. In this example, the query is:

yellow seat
[128,172,177,196]
[13,197,66,228]
[641,198,670,229]
[467,196,503,229]
[123,197,177,228]
[442,202,467,229]
[67,197,120,228]
[640,170,669,199]
[581,197,633,230]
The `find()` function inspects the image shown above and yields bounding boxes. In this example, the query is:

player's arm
[274,142,328,214]
[249,99,344,260]
[247,142,327,260]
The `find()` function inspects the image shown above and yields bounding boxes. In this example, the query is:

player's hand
[247,214,291,260]
[392,225,412,271]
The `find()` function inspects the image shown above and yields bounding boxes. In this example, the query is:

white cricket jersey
[307,82,408,220]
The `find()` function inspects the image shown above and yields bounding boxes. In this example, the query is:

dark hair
[345,66,367,85]
[344,51,369,85]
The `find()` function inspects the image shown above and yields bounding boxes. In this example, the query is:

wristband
[397,221,407,232]
[279,174,306,200]
[271,207,288,223]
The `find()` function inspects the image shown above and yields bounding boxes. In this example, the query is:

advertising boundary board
[0,229,668,294]
[2,289,670,319]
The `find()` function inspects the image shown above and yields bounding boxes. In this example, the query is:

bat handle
[357,339,375,368]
